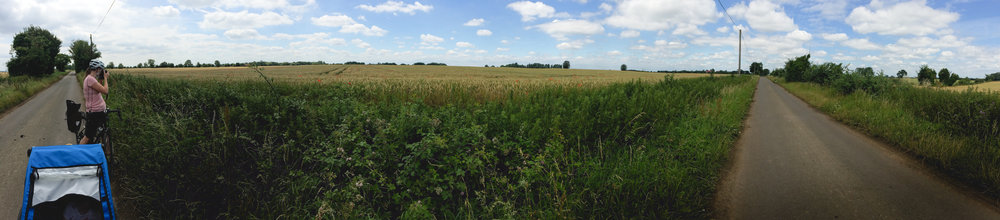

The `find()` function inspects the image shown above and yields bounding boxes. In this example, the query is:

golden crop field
[942,81,1000,93]
[110,65,715,102]
[0,71,8,78]
[111,65,709,85]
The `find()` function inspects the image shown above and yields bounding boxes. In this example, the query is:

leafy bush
[783,54,811,82]
[109,74,757,218]
[918,65,936,85]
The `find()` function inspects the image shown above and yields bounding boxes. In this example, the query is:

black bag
[66,100,83,133]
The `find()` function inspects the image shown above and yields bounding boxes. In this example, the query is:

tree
[917,65,936,85]
[750,62,764,76]
[7,26,62,77]
[117,63,124,69]
[621,64,627,71]
[896,69,907,78]
[563,60,570,69]
[938,68,950,85]
[147,59,156,68]
[214,60,221,67]
[987,72,1000,81]
[54,54,71,72]
[947,73,960,86]
[855,67,874,76]
[107,61,115,69]
[184,60,193,67]
[784,54,811,82]
[69,40,101,73]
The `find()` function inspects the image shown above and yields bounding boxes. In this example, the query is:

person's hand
[104,70,110,79]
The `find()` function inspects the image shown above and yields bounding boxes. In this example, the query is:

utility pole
[738,29,742,75]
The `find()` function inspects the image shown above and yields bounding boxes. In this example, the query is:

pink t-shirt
[83,75,106,112]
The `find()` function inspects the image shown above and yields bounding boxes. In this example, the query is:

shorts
[84,111,107,140]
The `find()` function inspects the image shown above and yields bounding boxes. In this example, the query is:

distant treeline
[497,62,564,69]
[657,69,745,74]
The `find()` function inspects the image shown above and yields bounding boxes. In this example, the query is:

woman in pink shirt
[79,60,110,144]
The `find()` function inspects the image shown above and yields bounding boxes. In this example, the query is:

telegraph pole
[738,29,742,75]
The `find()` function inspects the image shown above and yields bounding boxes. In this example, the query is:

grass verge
[108,73,757,218]
[776,78,1000,201]
[0,72,64,114]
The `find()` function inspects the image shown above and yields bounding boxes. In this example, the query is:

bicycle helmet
[88,60,105,70]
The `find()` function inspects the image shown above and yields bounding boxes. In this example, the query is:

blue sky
[2,0,998,77]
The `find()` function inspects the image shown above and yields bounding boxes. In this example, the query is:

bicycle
[66,100,121,163]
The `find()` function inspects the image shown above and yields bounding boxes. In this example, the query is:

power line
[93,0,117,34]
[716,0,738,27]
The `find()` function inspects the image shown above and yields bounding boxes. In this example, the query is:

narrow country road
[0,73,82,217]
[715,77,1000,219]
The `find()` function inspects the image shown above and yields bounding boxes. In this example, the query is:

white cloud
[311,14,388,36]
[152,6,180,17]
[785,29,812,42]
[200,10,293,30]
[352,38,370,48]
[803,0,848,20]
[599,3,613,12]
[605,0,719,31]
[861,55,881,61]
[311,14,357,27]
[556,39,594,50]
[464,18,485,26]
[845,0,959,36]
[420,34,444,45]
[342,24,388,36]
[620,30,640,38]
[224,29,264,40]
[821,33,848,42]
[496,47,510,52]
[357,1,433,15]
[843,38,881,50]
[477,29,493,36]
[456,42,474,48]
[608,50,622,56]
[716,26,729,33]
[500,40,510,44]
[507,1,555,22]
[170,0,317,12]
[727,0,797,32]
[534,19,605,40]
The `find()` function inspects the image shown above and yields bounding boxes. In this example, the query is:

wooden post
[738,29,742,75]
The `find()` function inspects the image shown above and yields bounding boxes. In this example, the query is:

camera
[98,69,106,80]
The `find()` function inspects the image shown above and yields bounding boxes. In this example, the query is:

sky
[1,0,999,77]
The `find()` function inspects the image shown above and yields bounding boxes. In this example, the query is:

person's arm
[90,77,109,95]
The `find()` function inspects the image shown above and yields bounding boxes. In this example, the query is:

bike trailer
[19,144,116,220]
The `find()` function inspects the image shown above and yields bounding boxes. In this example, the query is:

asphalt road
[715,77,1000,219]
[0,73,81,217]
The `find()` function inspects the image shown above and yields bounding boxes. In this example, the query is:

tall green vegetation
[6,26,62,77]
[918,65,936,85]
[108,74,756,219]
[783,54,811,82]
[69,40,102,73]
